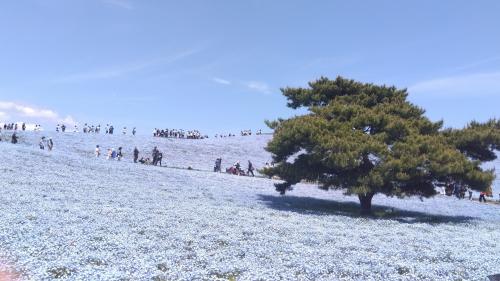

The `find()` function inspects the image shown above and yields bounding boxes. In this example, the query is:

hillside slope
[0,132,499,280]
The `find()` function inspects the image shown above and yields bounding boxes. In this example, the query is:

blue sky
[0,0,499,134]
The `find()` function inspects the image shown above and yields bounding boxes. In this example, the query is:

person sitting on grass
[11,133,17,144]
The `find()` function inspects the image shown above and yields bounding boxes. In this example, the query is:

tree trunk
[358,193,375,215]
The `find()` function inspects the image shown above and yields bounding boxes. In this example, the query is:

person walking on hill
[214,158,222,172]
[152,146,159,165]
[117,147,123,161]
[133,147,139,163]
[95,145,101,157]
[39,137,45,150]
[47,138,54,151]
[247,160,255,177]
[157,152,163,166]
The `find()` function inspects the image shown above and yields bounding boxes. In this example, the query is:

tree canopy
[263,76,500,213]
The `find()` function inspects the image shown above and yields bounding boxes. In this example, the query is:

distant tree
[263,76,500,214]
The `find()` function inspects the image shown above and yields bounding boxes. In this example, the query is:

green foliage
[264,76,499,210]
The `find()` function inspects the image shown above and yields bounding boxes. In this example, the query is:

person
[11,133,18,144]
[152,146,159,165]
[117,147,123,161]
[479,191,487,203]
[111,148,117,159]
[234,161,242,175]
[214,158,222,172]
[459,186,466,199]
[452,182,460,198]
[247,160,255,177]
[132,127,136,136]
[122,127,127,135]
[106,148,112,160]
[47,138,53,151]
[133,147,139,163]
[95,145,101,157]
[61,124,66,132]
[39,137,45,150]
[22,123,26,131]
[468,188,473,200]
[157,152,163,166]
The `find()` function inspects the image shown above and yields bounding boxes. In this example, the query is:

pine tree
[263,76,499,214]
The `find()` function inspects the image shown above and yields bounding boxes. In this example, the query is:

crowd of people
[3,122,264,141]
[442,181,497,203]
[214,158,255,176]
[94,145,124,160]
[55,123,136,135]
[2,128,500,204]
[1,122,45,132]
[214,129,263,138]
[2,122,27,131]
[153,128,207,139]
[38,137,54,151]
[95,144,163,166]
[241,129,263,136]
[214,133,236,138]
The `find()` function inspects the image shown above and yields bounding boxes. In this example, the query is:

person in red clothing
[479,191,487,203]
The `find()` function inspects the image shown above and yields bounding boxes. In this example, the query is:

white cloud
[0,101,76,126]
[245,81,272,94]
[408,72,500,98]
[212,77,231,85]
[102,0,134,10]
[452,56,500,72]
[55,49,201,83]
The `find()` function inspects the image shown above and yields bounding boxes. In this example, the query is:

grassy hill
[0,131,499,280]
